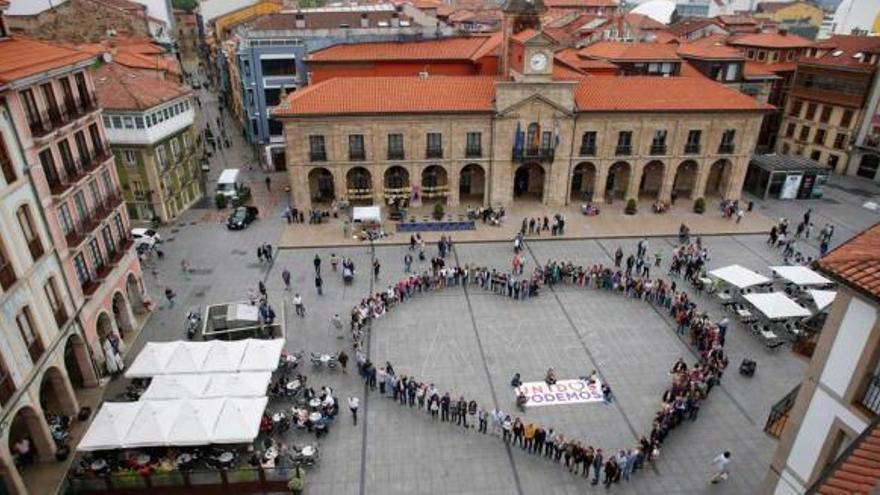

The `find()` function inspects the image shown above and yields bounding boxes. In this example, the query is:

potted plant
[624,198,637,215]
[432,202,445,220]
[693,197,706,214]
[215,193,228,209]
[287,466,305,494]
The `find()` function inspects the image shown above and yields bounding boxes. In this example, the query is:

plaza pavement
[95,81,880,494]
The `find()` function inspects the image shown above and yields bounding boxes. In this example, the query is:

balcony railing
[718,143,735,154]
[860,371,880,415]
[425,147,443,159]
[764,384,801,438]
[118,236,134,252]
[64,222,88,248]
[81,271,100,297]
[863,134,880,150]
[649,144,667,155]
[0,262,16,291]
[387,149,405,160]
[465,147,482,158]
[615,145,632,156]
[65,97,83,119]
[81,90,99,113]
[27,238,44,261]
[349,151,365,161]
[48,176,73,196]
[512,147,555,164]
[684,144,701,154]
[53,306,68,328]
[579,145,596,157]
[28,113,52,138]
[309,151,326,162]
[47,106,68,128]
[95,262,113,280]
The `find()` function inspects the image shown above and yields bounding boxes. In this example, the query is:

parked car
[227,206,258,230]
[132,228,161,250]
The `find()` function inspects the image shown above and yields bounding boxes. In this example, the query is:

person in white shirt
[711,451,731,484]
[293,293,305,317]
[348,396,360,425]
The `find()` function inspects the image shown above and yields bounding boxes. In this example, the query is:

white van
[216,168,242,199]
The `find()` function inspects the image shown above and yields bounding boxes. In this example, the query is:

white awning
[140,374,211,400]
[708,264,771,289]
[203,372,271,398]
[353,206,381,222]
[211,397,269,444]
[771,266,833,286]
[744,292,812,320]
[125,339,283,378]
[125,401,180,448]
[808,289,837,311]
[77,403,140,451]
[167,399,225,446]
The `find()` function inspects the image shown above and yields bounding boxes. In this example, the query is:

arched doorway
[112,291,133,338]
[571,162,597,202]
[639,161,665,199]
[126,273,144,315]
[605,161,631,201]
[514,163,545,201]
[39,366,77,416]
[459,164,486,205]
[856,153,879,179]
[421,165,449,204]
[706,159,732,197]
[346,167,373,204]
[672,160,699,202]
[308,167,335,204]
[64,334,97,389]
[7,405,54,469]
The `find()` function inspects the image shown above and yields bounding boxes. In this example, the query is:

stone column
[0,448,27,495]
[372,165,384,206]
[332,167,346,203]
[725,156,749,201]
[658,163,676,204]
[490,161,512,206]
[691,159,709,201]
[54,367,81,416]
[593,162,608,204]
[625,163,641,202]
[447,164,460,207]
[290,166,310,210]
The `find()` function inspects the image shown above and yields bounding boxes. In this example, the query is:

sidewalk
[278,199,774,248]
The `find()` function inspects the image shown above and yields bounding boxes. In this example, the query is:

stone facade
[6,0,152,43]
[282,84,763,210]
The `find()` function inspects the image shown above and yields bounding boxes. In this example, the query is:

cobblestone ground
[99,79,880,495]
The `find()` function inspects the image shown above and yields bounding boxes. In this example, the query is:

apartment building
[777,35,880,174]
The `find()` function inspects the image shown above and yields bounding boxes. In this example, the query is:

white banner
[517,378,604,407]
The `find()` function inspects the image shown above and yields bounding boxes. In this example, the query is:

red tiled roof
[667,18,721,37]
[579,41,681,61]
[677,38,744,60]
[624,12,667,31]
[543,0,618,7]
[813,422,880,494]
[275,76,497,116]
[93,62,191,111]
[555,47,618,73]
[308,36,498,62]
[802,35,880,72]
[0,36,95,85]
[743,61,795,78]
[816,222,880,301]
[728,32,812,49]
[114,51,182,76]
[574,75,772,111]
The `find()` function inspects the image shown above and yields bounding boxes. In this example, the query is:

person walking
[282,268,291,291]
[164,287,176,308]
[293,293,305,317]
[315,275,323,296]
[348,396,360,425]
[404,253,413,274]
[338,350,349,373]
[710,451,731,484]
[373,259,381,280]
[265,176,271,191]
[331,313,344,339]
[313,254,321,275]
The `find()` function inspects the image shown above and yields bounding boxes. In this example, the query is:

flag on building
[514,121,524,152]
[553,119,560,148]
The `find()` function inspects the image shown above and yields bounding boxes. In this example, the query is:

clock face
[530,52,548,72]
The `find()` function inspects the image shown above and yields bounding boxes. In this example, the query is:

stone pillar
[692,160,709,201]
[372,166,384,206]
[447,164,460,207]
[291,166,310,210]
[490,161,512,206]
[658,163,676,203]
[593,163,608,204]
[724,156,749,201]
[54,367,81,416]
[332,167,346,204]
[625,163,641,201]
[0,449,27,495]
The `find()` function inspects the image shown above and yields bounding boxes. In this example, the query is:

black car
[227,206,258,230]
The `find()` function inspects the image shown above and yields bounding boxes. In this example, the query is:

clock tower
[499,0,547,78]
[519,31,555,82]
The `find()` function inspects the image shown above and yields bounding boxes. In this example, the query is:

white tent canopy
[809,289,837,311]
[708,264,771,289]
[125,339,283,378]
[141,372,271,400]
[140,374,212,400]
[203,372,271,398]
[771,266,833,286]
[77,398,268,451]
[77,403,140,451]
[352,206,381,223]
[744,292,812,320]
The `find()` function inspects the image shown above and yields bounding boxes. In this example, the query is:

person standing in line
[293,293,305,317]
[315,275,323,296]
[331,313,344,339]
[404,253,413,273]
[330,253,339,272]
[710,451,731,484]
[282,268,291,291]
[348,396,359,425]
[313,254,321,275]
[265,176,271,191]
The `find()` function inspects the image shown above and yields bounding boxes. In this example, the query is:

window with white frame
[156,146,168,169]
[170,137,180,159]
[123,150,137,166]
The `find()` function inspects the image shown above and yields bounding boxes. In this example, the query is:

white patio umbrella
[164,342,212,375]
[239,339,284,372]
[125,342,177,378]
[167,399,224,446]
[77,402,141,451]
[201,340,248,373]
